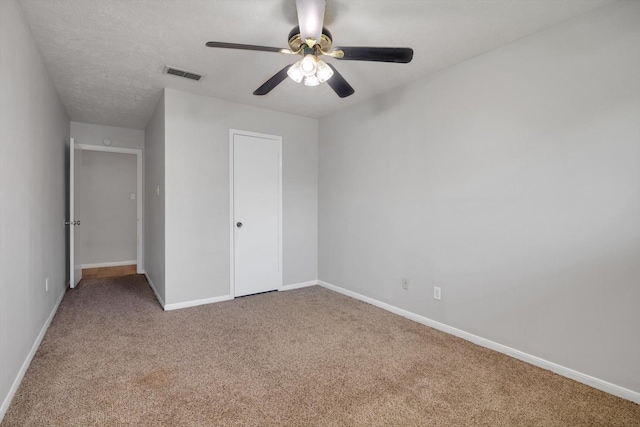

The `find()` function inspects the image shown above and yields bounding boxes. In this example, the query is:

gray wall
[0,0,70,417]
[71,122,144,150]
[164,88,318,305]
[80,151,137,266]
[318,1,640,394]
[144,93,166,303]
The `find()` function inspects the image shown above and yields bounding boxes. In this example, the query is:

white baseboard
[317,280,640,405]
[81,260,137,269]
[0,286,67,422]
[279,280,318,291]
[164,295,234,311]
[143,272,165,309]
[144,271,233,311]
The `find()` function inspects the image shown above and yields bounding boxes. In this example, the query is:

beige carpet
[2,276,639,426]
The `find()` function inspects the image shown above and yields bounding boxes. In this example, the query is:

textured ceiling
[18,0,617,129]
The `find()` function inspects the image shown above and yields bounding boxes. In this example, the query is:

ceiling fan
[205,0,413,98]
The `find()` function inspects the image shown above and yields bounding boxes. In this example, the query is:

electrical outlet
[402,278,409,290]
[45,277,49,292]
[433,286,441,300]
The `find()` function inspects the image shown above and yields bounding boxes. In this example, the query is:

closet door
[231,131,282,297]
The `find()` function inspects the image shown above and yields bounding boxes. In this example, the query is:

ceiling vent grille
[163,65,204,81]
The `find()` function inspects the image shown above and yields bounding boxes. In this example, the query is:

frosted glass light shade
[287,60,304,83]
[316,59,333,83]
[300,55,318,77]
[303,75,320,86]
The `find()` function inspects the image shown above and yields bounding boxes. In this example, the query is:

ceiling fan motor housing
[288,26,333,53]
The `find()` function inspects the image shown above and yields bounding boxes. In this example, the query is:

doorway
[229,130,282,297]
[69,141,143,288]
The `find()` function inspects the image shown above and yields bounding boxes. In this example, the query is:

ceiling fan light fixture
[289,55,332,86]
[316,59,333,83]
[303,75,320,87]
[287,60,304,83]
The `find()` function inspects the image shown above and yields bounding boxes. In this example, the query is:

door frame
[77,144,144,274]
[69,138,82,288]
[229,129,283,298]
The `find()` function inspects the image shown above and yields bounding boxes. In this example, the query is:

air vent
[163,65,204,81]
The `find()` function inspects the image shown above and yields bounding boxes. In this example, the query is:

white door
[231,131,282,297]
[69,138,82,288]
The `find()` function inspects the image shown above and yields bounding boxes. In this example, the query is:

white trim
[278,138,283,296]
[77,144,140,155]
[81,260,137,269]
[317,280,640,405]
[77,144,144,274]
[0,287,66,422]
[279,280,318,291]
[229,129,283,298]
[229,131,234,298]
[143,272,165,309]
[69,138,77,288]
[276,136,284,298]
[164,295,233,311]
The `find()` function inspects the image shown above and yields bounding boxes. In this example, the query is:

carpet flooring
[2,275,639,426]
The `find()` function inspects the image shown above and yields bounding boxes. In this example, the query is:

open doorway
[75,144,143,281]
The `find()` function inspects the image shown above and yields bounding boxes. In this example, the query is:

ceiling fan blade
[295,0,326,44]
[334,47,414,63]
[326,64,354,98]
[253,65,293,96]
[206,41,288,54]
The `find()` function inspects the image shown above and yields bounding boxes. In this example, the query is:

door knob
[236,222,243,228]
